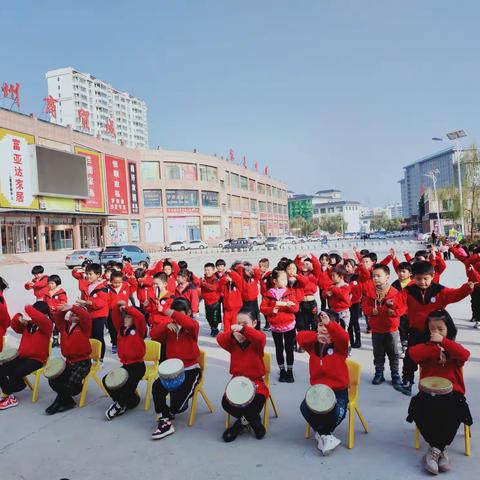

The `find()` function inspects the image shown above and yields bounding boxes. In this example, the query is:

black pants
[471,288,480,322]
[153,367,201,418]
[48,360,91,403]
[106,312,118,347]
[318,289,327,311]
[102,362,146,409]
[399,315,409,344]
[271,328,296,368]
[348,302,361,345]
[91,316,107,359]
[243,300,260,329]
[0,357,43,395]
[372,331,401,375]
[205,302,222,329]
[408,391,473,450]
[402,329,427,384]
[296,300,317,331]
[222,393,266,424]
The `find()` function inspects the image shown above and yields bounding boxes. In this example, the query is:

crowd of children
[0,242,476,474]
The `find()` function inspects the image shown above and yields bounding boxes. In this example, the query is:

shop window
[166,189,199,207]
[141,162,160,181]
[164,162,197,181]
[199,165,218,182]
[201,191,219,208]
[143,189,162,208]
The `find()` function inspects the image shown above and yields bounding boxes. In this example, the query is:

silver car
[65,249,100,269]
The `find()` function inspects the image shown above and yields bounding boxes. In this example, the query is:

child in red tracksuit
[133,267,154,317]
[76,263,109,360]
[406,309,472,475]
[151,259,179,292]
[317,253,333,311]
[404,246,446,284]
[218,269,244,333]
[44,274,68,348]
[260,269,299,382]
[103,302,146,420]
[322,266,351,327]
[46,304,92,415]
[149,273,175,328]
[0,277,10,352]
[202,262,222,337]
[175,269,200,316]
[397,260,474,396]
[344,259,362,348]
[297,310,350,456]
[258,258,271,330]
[218,309,268,442]
[24,265,49,300]
[294,254,321,332]
[362,264,405,388]
[150,298,201,440]
[0,301,53,410]
[122,257,135,277]
[236,262,262,329]
[72,260,90,292]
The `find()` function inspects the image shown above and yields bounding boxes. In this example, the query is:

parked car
[265,236,281,249]
[248,236,265,246]
[99,245,150,266]
[224,238,253,251]
[65,249,100,269]
[218,238,233,248]
[166,241,189,251]
[188,240,208,250]
[281,235,298,246]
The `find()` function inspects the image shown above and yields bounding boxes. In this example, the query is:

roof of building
[402,147,455,170]
[315,189,342,194]
[314,200,361,207]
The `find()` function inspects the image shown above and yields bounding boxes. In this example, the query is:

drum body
[419,376,453,396]
[159,359,185,391]
[0,348,18,365]
[305,384,337,414]
[105,367,129,390]
[225,376,256,407]
[44,358,66,380]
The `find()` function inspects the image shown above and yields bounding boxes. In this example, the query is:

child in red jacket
[322,266,351,327]
[46,304,92,415]
[297,310,350,456]
[362,264,405,387]
[0,301,53,410]
[44,274,68,348]
[398,261,473,396]
[218,268,244,333]
[24,265,49,300]
[133,267,154,316]
[260,269,299,382]
[201,262,222,337]
[258,258,271,330]
[406,309,472,475]
[76,263,109,360]
[218,309,268,442]
[344,259,362,348]
[0,277,10,352]
[175,269,200,316]
[150,298,201,440]
[149,272,175,327]
[317,253,333,311]
[103,301,146,420]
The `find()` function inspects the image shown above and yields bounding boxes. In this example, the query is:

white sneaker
[105,401,127,421]
[320,434,341,455]
[474,322,480,330]
[314,432,324,451]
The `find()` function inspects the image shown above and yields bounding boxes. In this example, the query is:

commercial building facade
[46,67,149,148]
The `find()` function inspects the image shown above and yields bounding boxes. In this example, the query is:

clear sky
[2,0,480,206]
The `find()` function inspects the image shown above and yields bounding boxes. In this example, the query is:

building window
[266,185,272,196]
[201,191,219,208]
[230,173,239,189]
[267,202,273,213]
[240,176,248,191]
[250,199,257,212]
[227,194,231,208]
[225,171,230,186]
[259,201,266,212]
[336,207,343,212]
[258,183,266,195]
[231,195,241,210]
[143,189,162,208]
[141,162,160,181]
[328,207,334,213]
[166,189,199,207]
[199,165,218,182]
[249,179,256,192]
[241,197,249,211]
[164,162,197,181]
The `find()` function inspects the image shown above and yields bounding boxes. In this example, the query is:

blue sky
[2,1,480,206]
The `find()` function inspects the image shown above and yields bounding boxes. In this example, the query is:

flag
[243,155,247,168]
[229,148,235,162]
[254,160,258,171]
[264,165,269,176]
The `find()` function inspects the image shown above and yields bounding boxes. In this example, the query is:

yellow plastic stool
[78,339,108,407]
[140,340,161,411]
[188,350,214,426]
[24,339,53,403]
[415,424,471,456]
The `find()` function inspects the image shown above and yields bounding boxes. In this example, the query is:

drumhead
[0,348,18,364]
[305,384,337,414]
[159,358,184,378]
[105,368,129,389]
[44,358,66,379]
[419,376,453,395]
[225,376,256,407]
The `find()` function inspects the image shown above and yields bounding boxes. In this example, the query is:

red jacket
[362,285,406,333]
[235,265,261,302]
[348,275,363,304]
[259,271,271,298]
[72,269,89,293]
[44,288,68,315]
[217,325,269,398]
[295,255,322,296]
[133,275,154,305]
[24,275,49,300]
[150,311,200,368]
[175,283,200,314]
[0,291,10,352]
[112,305,146,365]
[323,283,351,312]
[317,266,333,291]
[288,274,310,303]
[403,283,472,332]
[122,263,134,277]
[409,338,470,395]
[54,306,92,363]
[107,282,133,310]
[80,282,109,319]
[12,305,53,363]
[201,275,221,305]
[219,270,244,311]
[404,252,446,284]
[260,288,299,331]
[296,321,350,391]
[148,288,175,325]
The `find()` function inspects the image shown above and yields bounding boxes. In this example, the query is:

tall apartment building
[45,67,148,148]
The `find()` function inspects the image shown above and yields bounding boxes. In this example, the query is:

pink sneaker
[0,395,18,410]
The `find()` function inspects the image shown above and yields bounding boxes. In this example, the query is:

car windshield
[266,237,278,241]
[73,250,88,255]
[190,241,200,243]
[103,247,123,252]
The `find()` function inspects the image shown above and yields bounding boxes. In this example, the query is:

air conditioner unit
[39,201,47,210]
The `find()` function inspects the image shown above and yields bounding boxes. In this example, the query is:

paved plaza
[0,243,478,480]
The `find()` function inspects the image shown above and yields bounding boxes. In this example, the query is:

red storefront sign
[75,147,104,212]
[166,207,200,215]
[105,155,128,214]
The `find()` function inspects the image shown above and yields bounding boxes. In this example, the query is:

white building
[45,67,149,148]
[312,189,361,232]
[385,203,403,219]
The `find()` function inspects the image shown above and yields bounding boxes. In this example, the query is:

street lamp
[424,168,441,234]
[432,130,467,234]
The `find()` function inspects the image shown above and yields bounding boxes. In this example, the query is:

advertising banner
[105,155,128,214]
[75,147,105,213]
[128,162,139,214]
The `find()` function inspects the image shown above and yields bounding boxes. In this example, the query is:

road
[0,241,478,480]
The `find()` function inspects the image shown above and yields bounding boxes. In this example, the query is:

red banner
[105,155,128,214]
[75,147,104,212]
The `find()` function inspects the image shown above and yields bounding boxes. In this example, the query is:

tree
[317,215,347,234]
[460,145,480,237]
[370,213,389,231]
[288,217,319,236]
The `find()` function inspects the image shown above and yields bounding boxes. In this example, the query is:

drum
[44,358,66,380]
[104,368,129,390]
[159,359,185,391]
[225,376,256,407]
[419,376,453,396]
[0,348,18,365]
[305,384,337,414]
